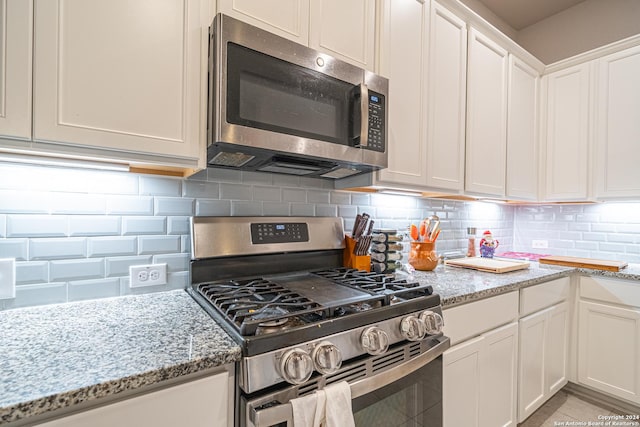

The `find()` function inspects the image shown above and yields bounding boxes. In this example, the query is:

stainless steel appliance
[189,217,449,427]
[207,15,388,179]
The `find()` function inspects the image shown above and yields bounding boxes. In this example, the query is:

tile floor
[518,390,631,426]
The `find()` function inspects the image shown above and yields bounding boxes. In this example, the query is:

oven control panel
[251,222,310,244]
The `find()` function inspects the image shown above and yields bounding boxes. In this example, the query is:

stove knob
[400,315,426,341]
[420,311,444,335]
[312,341,343,374]
[279,348,314,385]
[360,326,389,355]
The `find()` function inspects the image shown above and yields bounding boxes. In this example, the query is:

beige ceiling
[474,0,588,30]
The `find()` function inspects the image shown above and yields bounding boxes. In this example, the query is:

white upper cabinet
[309,0,376,71]
[594,44,640,199]
[375,0,430,187]
[506,56,539,200]
[218,0,376,71]
[542,62,592,201]
[218,0,310,45]
[465,28,508,197]
[425,1,467,191]
[33,0,205,167]
[0,0,32,140]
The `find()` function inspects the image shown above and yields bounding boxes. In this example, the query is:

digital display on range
[250,222,309,244]
[370,95,379,103]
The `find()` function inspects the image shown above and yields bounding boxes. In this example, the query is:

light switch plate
[0,258,16,299]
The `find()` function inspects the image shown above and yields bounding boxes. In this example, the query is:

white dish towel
[290,381,355,427]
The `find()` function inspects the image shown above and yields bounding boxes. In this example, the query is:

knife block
[343,236,371,272]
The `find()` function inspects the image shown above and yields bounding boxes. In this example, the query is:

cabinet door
[425,1,467,191]
[376,0,429,187]
[309,0,375,71]
[34,0,204,163]
[443,336,483,427]
[38,372,230,427]
[546,301,568,395]
[217,0,310,44]
[480,322,518,427]
[543,63,591,201]
[465,28,508,197]
[595,45,640,199]
[506,56,539,200]
[578,300,640,404]
[518,307,548,422]
[0,0,32,140]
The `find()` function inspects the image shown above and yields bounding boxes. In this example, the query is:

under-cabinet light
[0,153,129,172]
[378,189,423,197]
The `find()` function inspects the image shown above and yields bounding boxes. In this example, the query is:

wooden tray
[445,257,530,273]
[538,255,627,272]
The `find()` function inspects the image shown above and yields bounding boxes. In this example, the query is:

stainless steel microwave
[207,14,388,179]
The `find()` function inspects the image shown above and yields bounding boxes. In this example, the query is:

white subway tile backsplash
[154,197,194,216]
[231,201,262,216]
[88,236,137,257]
[68,278,120,301]
[307,190,330,204]
[592,223,617,233]
[291,203,314,216]
[167,216,190,235]
[139,176,181,196]
[138,236,181,255]
[195,199,231,216]
[350,193,370,206]
[0,190,51,214]
[242,171,273,185]
[575,241,599,250]
[282,188,306,202]
[11,283,67,308]
[106,196,154,215]
[153,253,189,272]
[0,215,5,237]
[316,205,337,217]
[582,232,608,242]
[106,255,153,277]
[220,183,253,201]
[122,216,166,235]
[50,258,105,281]
[253,186,281,202]
[181,236,190,254]
[207,167,242,182]
[30,238,87,260]
[7,215,69,237]
[89,172,139,195]
[598,242,627,253]
[48,193,107,214]
[330,192,351,205]
[70,216,120,236]
[15,261,49,284]
[272,174,301,187]
[183,181,219,198]
[607,234,637,244]
[263,202,290,216]
[338,206,358,218]
[568,222,590,232]
[0,239,28,261]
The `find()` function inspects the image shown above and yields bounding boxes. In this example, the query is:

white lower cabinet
[578,277,640,405]
[518,301,569,422]
[36,371,232,427]
[444,322,518,427]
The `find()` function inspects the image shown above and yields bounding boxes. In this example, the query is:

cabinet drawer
[580,276,640,307]
[443,291,519,345]
[520,277,570,317]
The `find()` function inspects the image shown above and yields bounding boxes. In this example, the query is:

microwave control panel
[251,222,310,244]
[367,91,386,152]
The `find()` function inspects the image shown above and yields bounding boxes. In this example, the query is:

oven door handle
[249,335,450,427]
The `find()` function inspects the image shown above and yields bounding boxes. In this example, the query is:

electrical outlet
[0,258,16,299]
[532,240,549,249]
[129,264,167,288]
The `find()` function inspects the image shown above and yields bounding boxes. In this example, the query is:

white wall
[517,0,640,64]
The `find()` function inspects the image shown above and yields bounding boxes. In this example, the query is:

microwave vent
[321,168,361,179]
[210,151,255,167]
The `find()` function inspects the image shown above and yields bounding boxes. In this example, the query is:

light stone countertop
[2,263,640,425]
[0,290,241,425]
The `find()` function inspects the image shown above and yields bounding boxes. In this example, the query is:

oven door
[243,336,449,427]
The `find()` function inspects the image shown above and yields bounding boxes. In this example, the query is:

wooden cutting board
[445,257,530,273]
[538,255,628,271]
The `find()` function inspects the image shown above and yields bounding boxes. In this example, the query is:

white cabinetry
[518,278,570,423]
[218,0,376,71]
[443,291,519,427]
[425,1,467,191]
[374,0,430,187]
[578,276,640,405]
[506,56,539,200]
[594,44,640,199]
[37,371,232,427]
[542,63,592,201]
[0,0,32,140]
[33,0,206,169]
[465,27,508,197]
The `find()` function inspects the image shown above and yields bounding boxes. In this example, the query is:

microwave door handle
[358,83,369,148]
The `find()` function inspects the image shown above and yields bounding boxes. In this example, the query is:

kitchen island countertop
[0,290,241,425]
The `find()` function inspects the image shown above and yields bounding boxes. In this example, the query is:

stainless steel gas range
[188,217,450,427]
